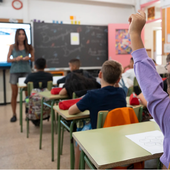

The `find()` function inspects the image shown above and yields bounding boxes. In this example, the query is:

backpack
[119,78,128,95]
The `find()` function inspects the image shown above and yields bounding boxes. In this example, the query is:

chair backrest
[126,96,143,122]
[72,92,77,99]
[97,107,141,129]
[103,107,138,128]
[131,106,143,122]
[27,81,53,96]
[127,86,133,97]
[97,111,109,128]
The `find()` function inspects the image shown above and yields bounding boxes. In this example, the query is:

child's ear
[116,77,121,84]
[98,71,102,78]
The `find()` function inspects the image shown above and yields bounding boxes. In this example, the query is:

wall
[0,0,135,24]
[144,21,161,58]
[0,0,135,104]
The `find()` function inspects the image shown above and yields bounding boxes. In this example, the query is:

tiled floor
[0,103,71,169]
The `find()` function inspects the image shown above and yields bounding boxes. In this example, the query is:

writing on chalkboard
[34,23,108,68]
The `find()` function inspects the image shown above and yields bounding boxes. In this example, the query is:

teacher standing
[7,29,34,122]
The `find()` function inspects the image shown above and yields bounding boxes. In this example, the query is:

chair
[26,81,52,138]
[126,86,133,97]
[97,106,143,129]
[81,107,144,169]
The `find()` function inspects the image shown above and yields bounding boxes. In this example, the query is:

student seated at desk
[129,10,170,169]
[122,57,135,83]
[68,60,126,169]
[57,59,94,86]
[59,72,100,98]
[24,58,53,126]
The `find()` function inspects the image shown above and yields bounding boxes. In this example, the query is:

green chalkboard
[33,22,108,68]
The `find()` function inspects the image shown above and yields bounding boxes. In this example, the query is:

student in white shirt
[122,57,135,82]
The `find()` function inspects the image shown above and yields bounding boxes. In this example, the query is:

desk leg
[39,97,44,150]
[51,100,55,162]
[80,150,85,169]
[57,115,61,169]
[84,155,95,169]
[20,88,23,132]
[70,120,76,169]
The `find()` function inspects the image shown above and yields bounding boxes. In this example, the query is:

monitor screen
[0,23,31,67]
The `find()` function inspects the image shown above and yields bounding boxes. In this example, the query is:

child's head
[100,60,122,85]
[129,57,134,68]
[166,54,170,73]
[35,58,46,70]
[68,59,80,71]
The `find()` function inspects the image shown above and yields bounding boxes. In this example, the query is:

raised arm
[129,10,170,134]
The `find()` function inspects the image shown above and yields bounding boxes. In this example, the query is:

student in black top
[24,58,53,126]
[57,59,94,86]
[25,58,52,87]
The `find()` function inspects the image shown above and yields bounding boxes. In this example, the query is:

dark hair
[101,60,122,84]
[166,54,170,63]
[130,57,134,62]
[35,58,46,69]
[152,59,156,64]
[69,59,80,68]
[14,29,33,53]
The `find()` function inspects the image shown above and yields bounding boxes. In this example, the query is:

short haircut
[130,57,134,62]
[69,59,80,68]
[35,58,46,69]
[166,54,170,62]
[101,60,122,84]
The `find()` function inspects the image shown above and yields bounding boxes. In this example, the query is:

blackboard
[33,23,108,68]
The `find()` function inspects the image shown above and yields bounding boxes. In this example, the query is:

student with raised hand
[68,60,126,169]
[7,29,34,122]
[129,10,170,169]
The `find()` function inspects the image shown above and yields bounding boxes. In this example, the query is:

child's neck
[36,69,44,72]
[101,80,115,88]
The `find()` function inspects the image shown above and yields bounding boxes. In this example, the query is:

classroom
[0,0,170,169]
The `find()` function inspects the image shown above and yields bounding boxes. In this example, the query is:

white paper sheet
[70,33,80,45]
[18,77,26,84]
[126,130,163,155]
[53,76,64,85]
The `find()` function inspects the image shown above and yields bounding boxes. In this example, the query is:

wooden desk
[53,106,89,169]
[38,91,68,162]
[73,121,162,169]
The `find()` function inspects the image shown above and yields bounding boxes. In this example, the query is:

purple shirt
[132,48,170,168]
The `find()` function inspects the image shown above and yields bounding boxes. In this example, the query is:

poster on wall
[115,29,132,55]
[148,6,155,20]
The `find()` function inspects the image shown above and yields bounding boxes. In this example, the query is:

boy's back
[77,86,126,129]
[25,71,52,88]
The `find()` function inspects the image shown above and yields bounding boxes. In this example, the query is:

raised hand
[128,10,146,51]
[128,10,146,36]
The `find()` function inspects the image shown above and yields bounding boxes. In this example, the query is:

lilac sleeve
[132,48,170,135]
